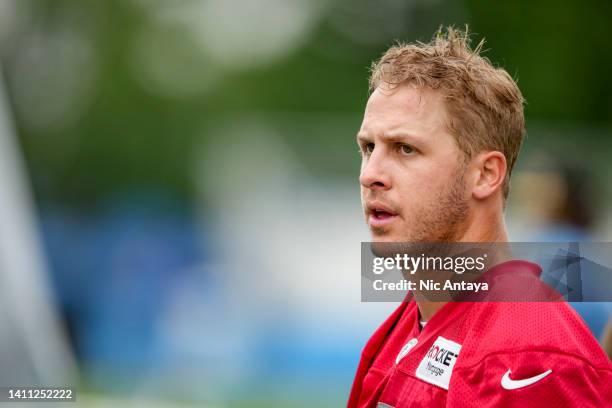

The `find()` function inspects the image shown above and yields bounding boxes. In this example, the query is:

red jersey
[348,260,612,407]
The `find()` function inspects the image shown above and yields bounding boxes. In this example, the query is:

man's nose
[359,151,391,190]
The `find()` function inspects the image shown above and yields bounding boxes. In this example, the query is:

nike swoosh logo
[501,369,552,390]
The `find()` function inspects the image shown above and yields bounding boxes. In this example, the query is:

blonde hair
[369,26,526,198]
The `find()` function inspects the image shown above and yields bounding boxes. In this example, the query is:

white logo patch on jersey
[415,336,462,390]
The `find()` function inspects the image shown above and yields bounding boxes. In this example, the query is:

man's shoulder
[448,338,612,407]
[457,301,610,369]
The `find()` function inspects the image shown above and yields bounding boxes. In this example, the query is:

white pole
[0,62,77,386]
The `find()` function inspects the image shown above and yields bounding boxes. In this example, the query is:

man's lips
[366,202,399,229]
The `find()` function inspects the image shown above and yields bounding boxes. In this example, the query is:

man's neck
[415,212,509,322]
[417,301,447,323]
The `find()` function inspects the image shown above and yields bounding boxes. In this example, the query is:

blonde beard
[399,165,469,243]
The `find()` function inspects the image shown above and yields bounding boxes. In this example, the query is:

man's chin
[369,231,434,246]
[371,236,399,244]
[369,229,396,243]
[370,233,431,259]
[370,228,412,243]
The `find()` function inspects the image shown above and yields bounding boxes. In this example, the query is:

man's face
[358,83,470,243]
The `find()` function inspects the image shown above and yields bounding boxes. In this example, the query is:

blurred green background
[0,0,610,407]
[2,0,611,208]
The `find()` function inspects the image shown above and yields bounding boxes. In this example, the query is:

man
[348,27,612,407]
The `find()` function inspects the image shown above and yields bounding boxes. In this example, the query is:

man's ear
[471,151,507,200]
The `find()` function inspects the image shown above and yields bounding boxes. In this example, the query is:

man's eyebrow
[356,132,370,142]
[356,131,421,143]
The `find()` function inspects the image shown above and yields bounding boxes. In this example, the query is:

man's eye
[399,144,414,155]
[362,143,374,154]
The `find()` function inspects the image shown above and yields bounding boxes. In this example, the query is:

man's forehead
[361,83,447,133]
[367,83,442,113]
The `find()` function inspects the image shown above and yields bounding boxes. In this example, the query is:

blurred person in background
[512,154,598,242]
[348,26,612,407]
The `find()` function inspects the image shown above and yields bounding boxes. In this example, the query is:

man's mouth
[367,203,399,229]
[372,209,394,220]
